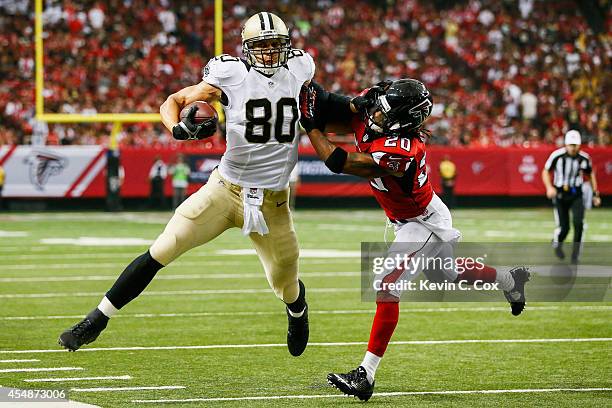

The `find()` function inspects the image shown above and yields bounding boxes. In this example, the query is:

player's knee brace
[149,231,179,266]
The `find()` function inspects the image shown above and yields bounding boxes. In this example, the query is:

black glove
[350,80,393,113]
[172,105,217,140]
[299,82,323,133]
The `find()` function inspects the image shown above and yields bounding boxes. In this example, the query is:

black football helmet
[365,79,433,137]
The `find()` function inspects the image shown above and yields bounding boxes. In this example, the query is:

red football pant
[367,300,400,357]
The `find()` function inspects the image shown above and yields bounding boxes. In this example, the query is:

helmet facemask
[365,91,433,137]
[243,36,291,75]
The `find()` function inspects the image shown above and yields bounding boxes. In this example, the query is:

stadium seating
[0,0,608,147]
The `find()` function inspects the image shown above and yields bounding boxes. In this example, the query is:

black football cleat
[328,366,375,401]
[286,305,309,356]
[504,267,530,316]
[554,245,565,260]
[58,309,109,351]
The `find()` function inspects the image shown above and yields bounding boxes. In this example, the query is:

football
[179,101,218,124]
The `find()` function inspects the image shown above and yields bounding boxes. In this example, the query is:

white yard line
[0,251,244,261]
[0,367,83,373]
[216,249,361,257]
[0,246,51,252]
[0,247,360,259]
[0,253,163,261]
[1,305,610,321]
[40,238,154,246]
[0,262,245,270]
[71,386,185,392]
[0,231,28,237]
[0,338,609,355]
[0,258,357,270]
[479,230,612,241]
[25,375,132,383]
[4,265,612,282]
[0,213,170,223]
[0,359,40,363]
[132,387,612,403]
[0,287,357,299]
[316,224,382,232]
[0,271,359,283]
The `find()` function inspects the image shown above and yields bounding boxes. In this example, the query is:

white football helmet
[241,12,291,75]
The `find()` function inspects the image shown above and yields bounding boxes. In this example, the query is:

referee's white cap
[564,129,581,145]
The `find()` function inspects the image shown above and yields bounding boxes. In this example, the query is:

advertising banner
[1,146,610,198]
[0,146,106,198]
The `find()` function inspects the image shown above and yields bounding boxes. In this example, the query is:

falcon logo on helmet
[242,12,291,76]
[366,79,433,138]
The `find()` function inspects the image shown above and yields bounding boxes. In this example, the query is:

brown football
[179,101,218,124]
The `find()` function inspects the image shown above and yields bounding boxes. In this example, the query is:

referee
[542,130,601,263]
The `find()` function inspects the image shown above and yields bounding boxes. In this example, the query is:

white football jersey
[202,50,315,190]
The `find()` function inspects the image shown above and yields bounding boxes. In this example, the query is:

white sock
[287,306,305,318]
[360,351,381,384]
[97,296,118,318]
[495,269,515,292]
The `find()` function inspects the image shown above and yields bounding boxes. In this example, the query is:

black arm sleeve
[311,81,353,132]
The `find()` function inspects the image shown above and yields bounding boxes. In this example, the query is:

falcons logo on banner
[0,146,106,197]
[23,150,67,190]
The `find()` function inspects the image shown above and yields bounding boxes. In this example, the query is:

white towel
[242,187,269,236]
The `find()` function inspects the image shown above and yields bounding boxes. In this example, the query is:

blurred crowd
[0,0,609,147]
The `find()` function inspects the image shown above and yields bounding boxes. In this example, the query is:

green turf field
[0,208,610,407]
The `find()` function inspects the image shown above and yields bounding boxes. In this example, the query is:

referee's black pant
[553,191,585,248]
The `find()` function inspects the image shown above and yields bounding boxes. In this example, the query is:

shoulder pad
[286,49,315,83]
[202,54,248,88]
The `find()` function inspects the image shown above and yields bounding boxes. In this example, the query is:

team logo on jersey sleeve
[387,160,400,172]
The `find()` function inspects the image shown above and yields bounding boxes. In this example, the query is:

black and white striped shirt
[544,148,592,189]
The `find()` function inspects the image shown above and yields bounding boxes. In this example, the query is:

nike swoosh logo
[421,212,435,222]
[276,201,287,207]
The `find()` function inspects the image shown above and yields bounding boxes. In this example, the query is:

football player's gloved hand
[350,80,393,113]
[299,82,323,133]
[172,106,216,140]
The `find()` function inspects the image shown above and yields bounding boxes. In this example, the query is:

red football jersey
[351,114,433,220]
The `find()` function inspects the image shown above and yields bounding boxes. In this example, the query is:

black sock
[105,250,164,309]
[286,280,307,313]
